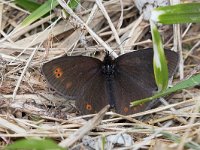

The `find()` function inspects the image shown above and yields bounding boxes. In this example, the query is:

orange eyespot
[54,67,63,78]
[123,107,129,113]
[86,103,92,111]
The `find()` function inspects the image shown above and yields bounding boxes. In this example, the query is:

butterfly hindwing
[75,71,109,114]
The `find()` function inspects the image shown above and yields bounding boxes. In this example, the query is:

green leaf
[15,0,41,12]
[131,73,200,106]
[161,132,200,150]
[151,3,200,24]
[150,20,169,91]
[5,138,66,150]
[21,0,59,27]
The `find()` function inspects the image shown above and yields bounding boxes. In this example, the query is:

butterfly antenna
[108,37,131,56]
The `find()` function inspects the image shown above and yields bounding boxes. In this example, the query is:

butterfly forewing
[42,56,103,99]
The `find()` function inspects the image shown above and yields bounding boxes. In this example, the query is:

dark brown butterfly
[42,48,179,115]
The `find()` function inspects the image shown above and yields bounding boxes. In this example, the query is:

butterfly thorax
[102,55,115,78]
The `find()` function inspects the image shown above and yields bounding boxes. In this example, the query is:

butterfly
[42,48,179,115]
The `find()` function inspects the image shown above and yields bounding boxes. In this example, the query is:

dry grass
[0,0,200,149]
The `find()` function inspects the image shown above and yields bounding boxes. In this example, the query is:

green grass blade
[150,21,169,91]
[20,0,79,27]
[21,0,59,27]
[15,0,41,12]
[101,135,106,150]
[68,0,80,10]
[151,3,200,24]
[131,73,200,106]
[161,132,200,150]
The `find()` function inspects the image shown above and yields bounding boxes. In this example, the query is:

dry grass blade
[96,0,124,54]
[12,46,37,100]
[57,0,118,57]
[58,105,109,148]
[178,96,200,150]
[0,117,26,134]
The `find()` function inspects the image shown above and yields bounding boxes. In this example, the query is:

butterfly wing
[112,48,179,115]
[42,56,108,114]
[75,71,109,114]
